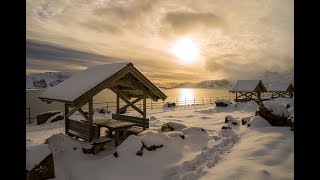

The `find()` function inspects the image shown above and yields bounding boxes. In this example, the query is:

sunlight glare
[171,37,200,64]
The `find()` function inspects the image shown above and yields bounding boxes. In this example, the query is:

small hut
[229,80,267,103]
[267,82,294,98]
[39,62,167,143]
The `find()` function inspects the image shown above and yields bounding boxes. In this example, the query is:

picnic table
[93,118,136,146]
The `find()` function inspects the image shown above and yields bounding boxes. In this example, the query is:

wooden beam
[143,92,147,130]
[88,97,93,141]
[78,108,90,122]
[65,104,69,134]
[118,96,143,114]
[118,92,144,115]
[116,93,120,115]
[66,101,88,118]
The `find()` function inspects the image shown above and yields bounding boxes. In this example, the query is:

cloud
[205,52,294,80]
[161,11,226,35]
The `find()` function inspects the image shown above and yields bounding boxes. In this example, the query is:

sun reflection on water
[178,88,195,105]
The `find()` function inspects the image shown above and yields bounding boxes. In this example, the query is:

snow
[47,112,63,122]
[262,100,290,117]
[26,144,51,171]
[268,82,293,92]
[229,80,262,92]
[248,116,271,128]
[39,62,130,102]
[26,99,294,179]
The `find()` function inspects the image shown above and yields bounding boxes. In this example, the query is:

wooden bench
[68,119,100,141]
[82,137,111,155]
[112,114,149,135]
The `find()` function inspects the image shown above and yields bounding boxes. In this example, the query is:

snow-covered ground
[26,99,294,180]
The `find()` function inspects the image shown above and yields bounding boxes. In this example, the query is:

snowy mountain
[172,79,232,89]
[26,72,72,89]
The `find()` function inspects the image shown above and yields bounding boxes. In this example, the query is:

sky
[26,0,293,84]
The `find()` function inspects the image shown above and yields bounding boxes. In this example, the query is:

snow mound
[26,144,51,170]
[165,131,185,139]
[161,122,187,132]
[181,127,208,136]
[262,100,290,117]
[235,100,259,112]
[138,130,171,147]
[149,116,157,121]
[248,116,271,128]
[117,135,143,156]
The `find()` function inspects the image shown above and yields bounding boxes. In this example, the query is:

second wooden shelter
[229,80,267,103]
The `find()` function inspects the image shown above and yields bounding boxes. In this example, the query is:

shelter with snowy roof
[39,62,167,143]
[229,80,267,103]
[267,82,294,99]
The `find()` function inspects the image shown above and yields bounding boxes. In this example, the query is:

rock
[136,150,143,156]
[113,151,118,157]
[255,101,290,126]
[95,108,108,114]
[225,115,239,126]
[161,122,187,132]
[36,111,61,125]
[241,116,253,125]
[215,100,232,107]
[222,126,231,130]
[26,153,55,180]
[163,102,176,108]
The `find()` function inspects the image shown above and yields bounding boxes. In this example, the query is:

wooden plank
[69,120,100,140]
[112,114,149,128]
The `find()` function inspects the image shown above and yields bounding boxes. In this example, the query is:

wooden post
[89,98,94,141]
[116,94,120,114]
[143,93,147,130]
[64,104,69,134]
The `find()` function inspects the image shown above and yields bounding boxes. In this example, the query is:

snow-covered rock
[138,130,171,147]
[241,116,253,125]
[256,100,290,126]
[248,116,271,128]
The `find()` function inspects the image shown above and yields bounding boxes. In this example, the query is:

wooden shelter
[39,62,167,142]
[267,82,294,98]
[229,80,267,103]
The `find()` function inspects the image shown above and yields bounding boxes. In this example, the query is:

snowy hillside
[26,72,72,89]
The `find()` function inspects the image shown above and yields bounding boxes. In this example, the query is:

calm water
[26,88,234,120]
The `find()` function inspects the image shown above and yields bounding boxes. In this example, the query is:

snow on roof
[39,62,130,102]
[26,144,51,171]
[229,80,262,92]
[267,82,293,92]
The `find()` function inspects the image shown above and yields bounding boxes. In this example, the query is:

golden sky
[26,0,293,84]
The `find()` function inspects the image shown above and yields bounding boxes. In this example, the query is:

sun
[170,37,200,64]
